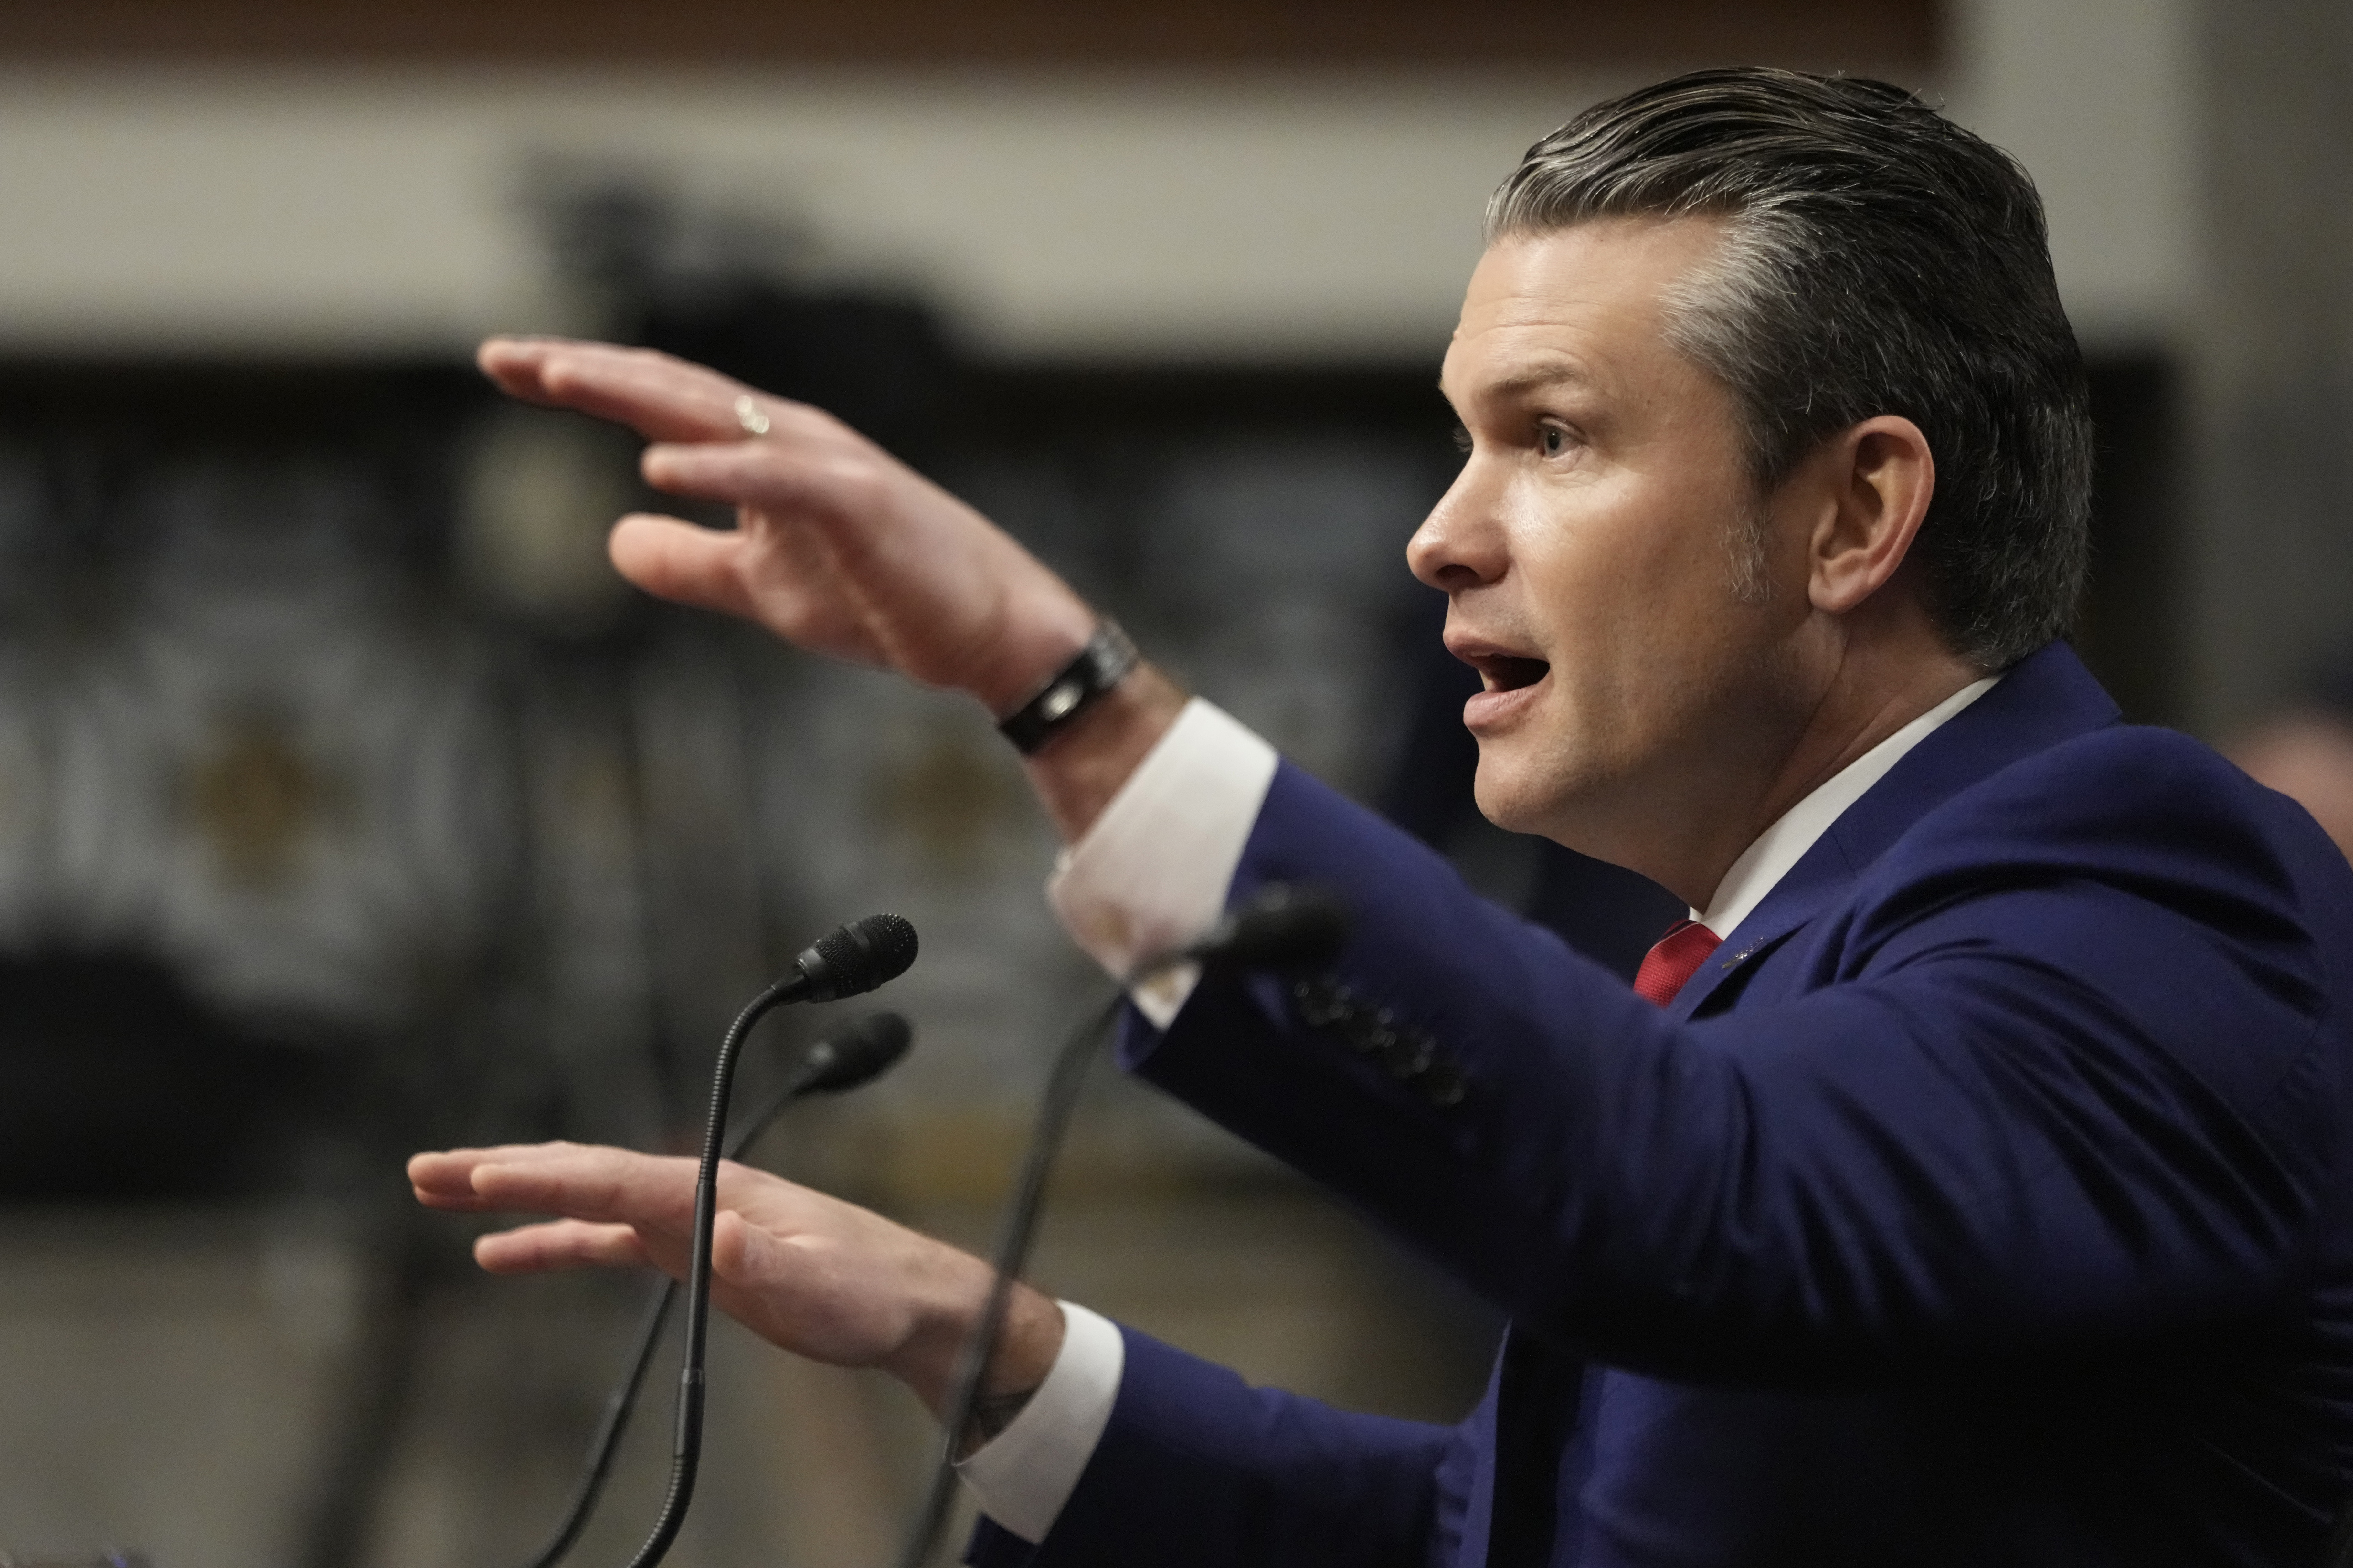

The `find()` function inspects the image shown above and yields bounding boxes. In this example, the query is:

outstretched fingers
[407,1143,567,1211]
[476,1147,698,1231]
[605,513,763,621]
[475,1218,653,1275]
[408,1142,701,1233]
[479,338,768,445]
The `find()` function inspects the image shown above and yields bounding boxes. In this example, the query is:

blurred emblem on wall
[0,178,1493,1212]
[0,353,798,1197]
[51,456,508,1032]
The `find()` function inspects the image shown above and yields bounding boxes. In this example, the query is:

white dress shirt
[956,675,1998,1540]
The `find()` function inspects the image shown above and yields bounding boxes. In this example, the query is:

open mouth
[1475,654,1550,693]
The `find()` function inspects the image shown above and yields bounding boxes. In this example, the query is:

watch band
[997,622,1141,755]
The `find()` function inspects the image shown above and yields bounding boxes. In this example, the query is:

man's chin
[1472,749,1625,856]
[1470,761,1565,840]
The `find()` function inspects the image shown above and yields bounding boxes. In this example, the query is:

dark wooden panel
[2073,354,2184,727]
[0,0,1940,71]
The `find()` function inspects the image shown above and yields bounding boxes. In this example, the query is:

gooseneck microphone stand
[621,912,918,1568]
[515,887,1341,1568]
[519,1010,914,1568]
[889,883,1351,1568]
[516,912,917,1568]
[887,992,1125,1568]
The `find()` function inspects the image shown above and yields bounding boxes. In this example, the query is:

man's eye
[1539,426,1569,457]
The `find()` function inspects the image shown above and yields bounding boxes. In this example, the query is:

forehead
[1442,216,1729,405]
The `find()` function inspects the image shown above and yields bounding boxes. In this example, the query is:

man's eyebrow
[1484,362,1598,397]
[1438,362,1598,405]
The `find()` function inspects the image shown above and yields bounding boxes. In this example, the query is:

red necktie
[1488,918,1723,1566]
[1632,917,1722,1007]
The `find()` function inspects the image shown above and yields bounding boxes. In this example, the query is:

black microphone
[778,912,921,1003]
[1174,882,1352,975]
[892,884,1352,1568]
[518,1009,917,1568]
[797,1009,915,1095]
[619,917,920,1568]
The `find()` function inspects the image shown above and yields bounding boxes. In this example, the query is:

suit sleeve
[1127,740,2348,1383]
[965,1326,1469,1568]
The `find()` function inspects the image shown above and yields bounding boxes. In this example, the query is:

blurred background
[0,1,2344,1564]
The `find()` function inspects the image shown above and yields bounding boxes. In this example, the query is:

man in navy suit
[411,69,2353,1565]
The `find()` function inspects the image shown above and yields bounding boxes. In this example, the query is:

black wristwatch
[996,622,1141,755]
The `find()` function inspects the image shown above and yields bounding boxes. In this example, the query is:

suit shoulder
[1864,722,2353,963]
[1911,723,2310,862]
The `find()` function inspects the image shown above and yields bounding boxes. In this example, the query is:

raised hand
[477,337,1098,714]
[479,335,1187,840]
[407,1140,1063,1415]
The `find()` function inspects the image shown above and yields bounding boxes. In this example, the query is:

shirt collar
[1698,675,2000,943]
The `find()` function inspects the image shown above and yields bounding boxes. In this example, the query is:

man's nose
[1407,468,1507,593]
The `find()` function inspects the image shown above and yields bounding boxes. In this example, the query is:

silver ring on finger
[733,394,772,438]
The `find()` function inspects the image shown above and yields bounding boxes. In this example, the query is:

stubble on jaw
[1724,497,1776,605]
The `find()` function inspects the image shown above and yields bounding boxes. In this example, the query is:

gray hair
[1487,68,2093,671]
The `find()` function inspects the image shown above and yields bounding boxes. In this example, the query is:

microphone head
[801,1011,915,1094]
[796,912,920,1002]
[1190,883,1351,973]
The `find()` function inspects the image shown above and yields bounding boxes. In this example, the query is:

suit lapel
[1669,641,2122,1021]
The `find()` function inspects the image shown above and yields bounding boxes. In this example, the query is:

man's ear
[1806,416,1935,616]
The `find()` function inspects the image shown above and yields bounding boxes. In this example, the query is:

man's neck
[1638,637,1985,911]
[1753,653,1985,840]
[1697,671,1999,938]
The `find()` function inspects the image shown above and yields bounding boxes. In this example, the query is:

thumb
[609,513,759,620]
[709,1208,787,1289]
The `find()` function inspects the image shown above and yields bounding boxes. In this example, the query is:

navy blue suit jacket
[971,643,2353,1567]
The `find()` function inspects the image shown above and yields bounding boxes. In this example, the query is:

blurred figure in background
[2231,665,2353,865]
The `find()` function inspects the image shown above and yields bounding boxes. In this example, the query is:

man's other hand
[407,1141,1065,1418]
[476,337,1184,840]
[477,337,1096,715]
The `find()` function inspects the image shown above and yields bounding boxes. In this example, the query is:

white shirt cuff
[953,1300,1127,1543]
[1045,697,1279,1028]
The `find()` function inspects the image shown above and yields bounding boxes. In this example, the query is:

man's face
[1415,217,1811,872]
